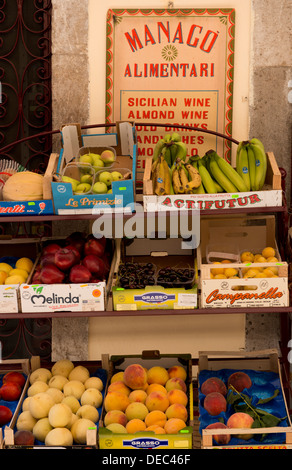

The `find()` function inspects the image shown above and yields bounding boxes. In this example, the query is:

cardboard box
[19,237,117,313]
[0,239,39,313]
[198,349,292,449]
[3,355,109,448]
[143,152,282,212]
[0,153,58,216]
[0,359,30,448]
[111,238,198,311]
[51,121,137,214]
[198,215,289,308]
[98,350,193,449]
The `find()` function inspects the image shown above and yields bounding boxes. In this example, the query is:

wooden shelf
[2,306,291,319]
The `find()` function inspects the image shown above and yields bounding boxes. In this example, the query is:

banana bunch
[153,132,188,167]
[151,153,172,196]
[171,159,201,194]
[204,150,249,193]
[236,138,267,191]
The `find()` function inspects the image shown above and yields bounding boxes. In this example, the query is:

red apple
[65,232,86,253]
[0,382,22,401]
[69,264,92,283]
[65,244,81,263]
[32,270,42,283]
[84,238,105,257]
[82,255,106,278]
[14,430,35,446]
[40,252,56,267]
[0,405,13,426]
[42,243,61,256]
[40,264,65,284]
[3,371,26,388]
[54,248,76,271]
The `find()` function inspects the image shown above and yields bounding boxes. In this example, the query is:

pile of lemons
[210,246,279,279]
[0,257,34,285]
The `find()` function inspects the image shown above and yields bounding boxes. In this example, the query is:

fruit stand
[0,122,291,449]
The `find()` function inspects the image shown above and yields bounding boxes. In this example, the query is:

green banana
[170,143,178,166]
[164,133,172,142]
[162,145,172,167]
[209,154,238,193]
[249,141,267,190]
[171,132,181,142]
[236,144,250,191]
[247,144,256,190]
[174,141,187,161]
[197,158,217,194]
[250,137,265,151]
[153,139,166,161]
[213,153,248,192]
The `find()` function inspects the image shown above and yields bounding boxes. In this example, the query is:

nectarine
[145,391,170,412]
[203,392,227,416]
[228,372,252,392]
[123,364,148,390]
[227,412,254,439]
[201,377,227,396]
[205,422,231,445]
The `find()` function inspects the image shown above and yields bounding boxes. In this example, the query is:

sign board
[106,8,235,183]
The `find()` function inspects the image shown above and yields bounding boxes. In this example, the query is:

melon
[3,171,44,201]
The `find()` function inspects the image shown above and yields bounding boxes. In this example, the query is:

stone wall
[50,0,292,359]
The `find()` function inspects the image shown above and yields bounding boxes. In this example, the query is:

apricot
[164,418,186,434]
[125,402,149,421]
[144,410,167,428]
[147,366,169,386]
[227,412,254,440]
[146,391,170,412]
[145,425,166,434]
[167,365,187,382]
[165,377,187,393]
[123,364,148,390]
[146,383,167,395]
[165,403,188,422]
[107,380,131,396]
[128,389,148,403]
[205,422,231,445]
[227,371,252,392]
[201,377,227,396]
[104,390,131,412]
[104,410,128,427]
[203,392,227,416]
[167,389,188,406]
[126,418,147,434]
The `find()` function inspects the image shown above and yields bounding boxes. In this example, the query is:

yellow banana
[209,154,238,193]
[250,142,267,190]
[172,167,184,194]
[162,157,171,194]
[213,153,248,192]
[178,163,189,193]
[185,163,201,191]
[154,156,166,195]
[247,144,256,190]
[236,145,250,191]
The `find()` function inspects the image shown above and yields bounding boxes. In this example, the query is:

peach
[126,418,147,434]
[164,418,186,434]
[106,423,127,434]
[123,364,148,390]
[145,425,166,434]
[110,371,124,383]
[227,412,254,440]
[167,389,188,407]
[147,366,169,386]
[167,366,187,382]
[125,402,149,421]
[227,372,252,392]
[146,391,169,412]
[128,389,148,404]
[146,383,167,395]
[201,377,227,396]
[203,392,227,416]
[205,422,231,445]
[144,410,167,428]
[107,381,131,396]
[165,377,187,393]
[104,390,131,412]
[104,410,128,427]
[165,404,188,422]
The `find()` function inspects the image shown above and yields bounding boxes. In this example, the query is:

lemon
[15,257,34,273]
[266,256,278,263]
[254,256,267,263]
[224,267,239,278]
[210,262,225,276]
[243,268,260,278]
[5,274,26,285]
[214,274,227,279]
[0,270,8,284]
[0,262,13,274]
[262,268,276,278]
[9,268,29,280]
[262,247,276,259]
[240,251,254,262]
